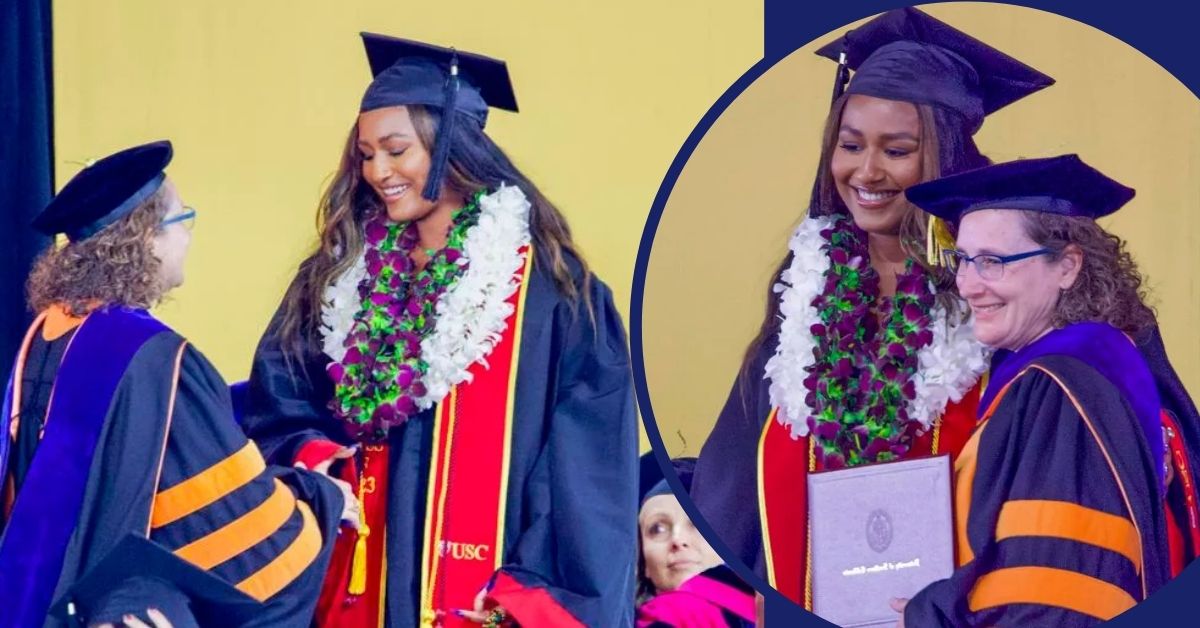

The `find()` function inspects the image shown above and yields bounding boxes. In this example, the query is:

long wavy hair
[276,105,591,364]
[1021,212,1156,333]
[738,94,990,384]
[26,187,171,316]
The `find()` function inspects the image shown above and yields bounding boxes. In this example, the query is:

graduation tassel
[422,51,461,202]
[925,214,955,267]
[348,481,370,595]
[830,34,851,104]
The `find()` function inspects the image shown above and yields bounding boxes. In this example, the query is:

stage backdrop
[642,2,1200,456]
[52,0,762,451]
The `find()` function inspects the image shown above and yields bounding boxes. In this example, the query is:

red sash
[758,381,982,607]
[420,245,532,627]
[1162,409,1200,576]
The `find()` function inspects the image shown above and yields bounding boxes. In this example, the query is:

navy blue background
[631,1,1200,625]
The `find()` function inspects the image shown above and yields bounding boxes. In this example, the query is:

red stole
[314,246,533,628]
[419,245,532,626]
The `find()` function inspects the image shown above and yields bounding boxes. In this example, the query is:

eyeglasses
[942,248,1056,281]
[160,206,197,231]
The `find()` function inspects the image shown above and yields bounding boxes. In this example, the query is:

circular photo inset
[638,3,1200,626]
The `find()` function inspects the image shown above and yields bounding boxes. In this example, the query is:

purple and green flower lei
[328,191,484,441]
[803,214,936,469]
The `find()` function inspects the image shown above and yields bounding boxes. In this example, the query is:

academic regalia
[690,7,1059,607]
[636,565,755,628]
[246,252,638,627]
[1134,325,1200,572]
[0,141,342,628]
[904,323,1170,626]
[902,154,1179,624]
[243,33,637,628]
[48,534,265,628]
[0,308,343,628]
[688,341,981,605]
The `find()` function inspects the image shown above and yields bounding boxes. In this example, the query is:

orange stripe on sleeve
[173,479,298,570]
[968,566,1136,620]
[237,501,322,601]
[996,500,1141,572]
[151,442,266,528]
[954,424,984,567]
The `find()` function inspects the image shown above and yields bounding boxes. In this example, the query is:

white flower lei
[764,214,990,439]
[319,184,532,409]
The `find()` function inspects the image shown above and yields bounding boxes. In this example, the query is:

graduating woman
[0,141,344,627]
[895,154,1197,626]
[688,7,1055,606]
[243,34,638,627]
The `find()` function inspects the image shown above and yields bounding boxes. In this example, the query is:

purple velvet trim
[0,308,167,628]
[981,322,1164,487]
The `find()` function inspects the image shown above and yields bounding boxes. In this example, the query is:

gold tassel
[348,478,370,595]
[926,215,955,267]
[349,521,370,594]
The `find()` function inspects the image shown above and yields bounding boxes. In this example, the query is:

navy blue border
[631,1,1200,625]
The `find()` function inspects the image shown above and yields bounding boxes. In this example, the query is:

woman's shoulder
[528,244,615,304]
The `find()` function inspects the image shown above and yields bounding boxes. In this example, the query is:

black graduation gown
[244,253,639,627]
[1136,325,1200,564]
[905,355,1170,626]
[689,338,979,590]
[688,341,775,578]
[0,308,342,627]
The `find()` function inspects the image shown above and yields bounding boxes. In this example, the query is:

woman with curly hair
[895,154,1198,626]
[243,34,637,627]
[0,141,346,627]
[688,7,1053,607]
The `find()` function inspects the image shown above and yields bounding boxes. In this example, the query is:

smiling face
[955,209,1082,351]
[357,105,441,223]
[639,494,723,593]
[830,94,925,237]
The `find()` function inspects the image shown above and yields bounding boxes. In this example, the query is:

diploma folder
[808,454,954,627]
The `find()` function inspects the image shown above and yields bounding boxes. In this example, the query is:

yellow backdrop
[53,0,763,454]
[642,2,1200,457]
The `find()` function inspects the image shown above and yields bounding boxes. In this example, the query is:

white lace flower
[765,215,833,438]
[318,184,532,407]
[766,215,989,438]
[320,253,367,362]
[418,184,531,406]
[906,305,990,430]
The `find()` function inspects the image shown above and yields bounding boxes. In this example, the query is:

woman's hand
[889,597,909,628]
[295,445,360,530]
[326,475,361,531]
[294,444,357,476]
[455,587,507,625]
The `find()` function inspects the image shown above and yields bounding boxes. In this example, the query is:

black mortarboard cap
[905,154,1136,223]
[33,140,173,242]
[360,33,518,202]
[815,8,1054,133]
[639,453,698,505]
[49,534,262,628]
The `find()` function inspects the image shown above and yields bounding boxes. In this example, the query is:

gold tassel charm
[348,471,370,595]
[926,215,955,267]
[348,520,370,595]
